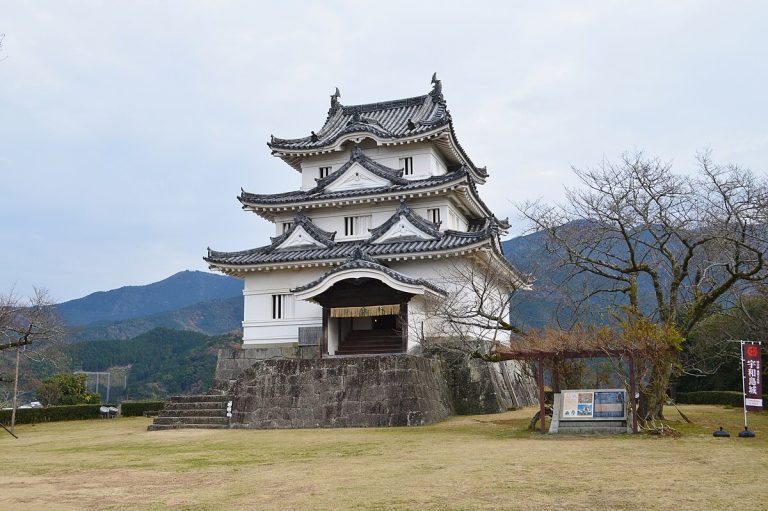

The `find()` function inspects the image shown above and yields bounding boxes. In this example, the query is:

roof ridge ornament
[330,87,341,111]
[430,72,443,103]
[347,246,379,265]
[351,145,363,159]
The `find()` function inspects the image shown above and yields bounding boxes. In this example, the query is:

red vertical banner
[743,342,763,412]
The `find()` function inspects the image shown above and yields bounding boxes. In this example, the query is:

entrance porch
[320,279,410,356]
[290,249,447,357]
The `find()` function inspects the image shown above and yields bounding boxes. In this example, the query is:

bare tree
[0,288,62,433]
[416,251,528,355]
[519,151,768,418]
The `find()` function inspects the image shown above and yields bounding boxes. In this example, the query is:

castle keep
[150,77,536,430]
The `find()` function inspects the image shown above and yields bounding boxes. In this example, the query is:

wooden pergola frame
[493,347,641,433]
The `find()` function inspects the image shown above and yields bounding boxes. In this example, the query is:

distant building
[205,76,525,357]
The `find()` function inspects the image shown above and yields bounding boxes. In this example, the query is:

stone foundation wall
[212,344,317,392]
[229,355,454,428]
[445,357,538,414]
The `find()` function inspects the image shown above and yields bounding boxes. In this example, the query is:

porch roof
[291,248,447,301]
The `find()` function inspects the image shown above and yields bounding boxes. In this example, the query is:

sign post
[740,341,762,438]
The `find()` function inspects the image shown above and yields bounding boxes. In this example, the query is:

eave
[206,239,495,277]
[241,178,474,221]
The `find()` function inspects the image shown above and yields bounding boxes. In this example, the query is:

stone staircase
[147,395,232,431]
[336,329,403,355]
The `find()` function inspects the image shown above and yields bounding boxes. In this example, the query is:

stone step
[158,409,229,418]
[148,423,230,431]
[153,416,229,426]
[341,337,401,343]
[336,348,404,355]
[148,394,233,431]
[170,395,230,403]
[163,401,229,410]
[345,329,398,336]
[341,338,401,345]
[338,344,402,350]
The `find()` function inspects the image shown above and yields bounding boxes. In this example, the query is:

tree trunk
[11,345,20,434]
[642,358,674,420]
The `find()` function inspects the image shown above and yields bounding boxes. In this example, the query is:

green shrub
[38,373,101,406]
[120,400,166,417]
[676,391,768,407]
[0,404,114,425]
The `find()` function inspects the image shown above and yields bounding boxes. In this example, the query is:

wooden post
[537,356,546,433]
[628,355,638,434]
[400,302,408,353]
[321,307,328,359]
[552,356,561,394]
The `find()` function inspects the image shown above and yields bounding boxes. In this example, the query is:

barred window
[427,208,441,225]
[319,166,332,178]
[400,157,414,176]
[344,215,371,237]
[282,222,293,233]
[272,294,288,319]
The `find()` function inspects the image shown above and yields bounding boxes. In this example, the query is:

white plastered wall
[242,268,324,345]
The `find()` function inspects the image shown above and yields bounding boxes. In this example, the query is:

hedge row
[676,391,768,407]
[120,400,166,417]
[0,404,114,425]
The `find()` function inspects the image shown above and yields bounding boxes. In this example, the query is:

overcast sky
[2,1,767,301]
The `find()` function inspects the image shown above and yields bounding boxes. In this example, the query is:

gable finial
[430,72,443,102]
[330,87,342,112]
[351,145,363,159]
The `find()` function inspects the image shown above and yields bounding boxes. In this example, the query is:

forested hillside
[56,270,242,326]
[64,328,238,400]
[67,296,243,342]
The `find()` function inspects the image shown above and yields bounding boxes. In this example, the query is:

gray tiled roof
[239,169,468,207]
[267,76,488,180]
[268,211,336,249]
[290,247,447,296]
[205,218,499,267]
[269,86,447,151]
[368,201,441,242]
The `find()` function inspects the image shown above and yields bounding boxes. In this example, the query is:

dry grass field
[1,405,766,510]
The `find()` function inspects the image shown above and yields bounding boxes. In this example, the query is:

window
[344,215,371,237]
[319,166,332,179]
[427,208,441,225]
[272,294,288,319]
[281,222,293,233]
[400,157,414,176]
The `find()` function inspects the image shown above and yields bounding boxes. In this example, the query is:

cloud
[1,1,767,299]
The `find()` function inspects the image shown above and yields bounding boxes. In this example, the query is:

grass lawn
[1,405,765,510]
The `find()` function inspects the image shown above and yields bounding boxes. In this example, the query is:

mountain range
[56,270,242,326]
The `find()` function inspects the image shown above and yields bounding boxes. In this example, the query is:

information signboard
[560,389,627,421]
